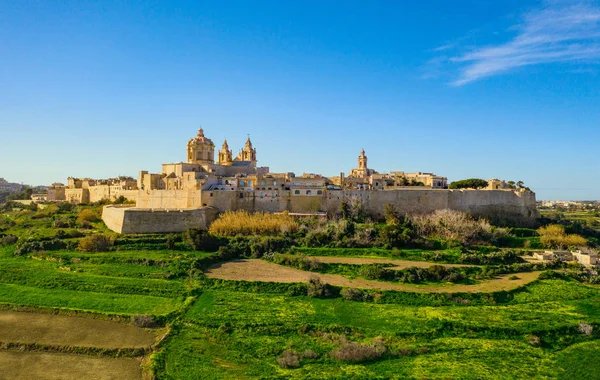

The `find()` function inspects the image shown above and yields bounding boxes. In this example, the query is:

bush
[578,323,594,336]
[249,236,293,258]
[341,288,372,302]
[330,337,386,363]
[166,234,179,250]
[14,238,67,255]
[209,211,298,236]
[526,334,541,346]
[183,229,224,252]
[1,235,18,246]
[78,234,114,252]
[301,350,319,359]
[277,350,300,368]
[132,314,157,328]
[76,209,100,224]
[359,264,391,280]
[537,224,587,249]
[411,210,510,246]
[307,276,334,298]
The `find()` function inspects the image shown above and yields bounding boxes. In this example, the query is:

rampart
[108,188,538,233]
[102,205,218,234]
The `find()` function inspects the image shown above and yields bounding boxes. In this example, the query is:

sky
[1,0,599,200]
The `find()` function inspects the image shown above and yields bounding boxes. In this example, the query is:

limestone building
[100,128,539,233]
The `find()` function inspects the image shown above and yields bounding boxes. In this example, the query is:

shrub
[526,334,541,346]
[277,350,300,368]
[307,276,334,298]
[209,211,298,236]
[132,314,157,328]
[508,275,519,280]
[14,238,67,255]
[249,236,293,258]
[183,229,224,252]
[301,350,319,359]
[578,323,594,336]
[330,337,386,363]
[76,209,100,224]
[166,234,179,250]
[1,235,18,246]
[78,234,114,252]
[57,202,75,212]
[411,210,510,246]
[341,288,371,302]
[359,264,391,280]
[537,224,587,249]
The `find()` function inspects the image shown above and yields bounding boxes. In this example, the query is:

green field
[2,203,600,379]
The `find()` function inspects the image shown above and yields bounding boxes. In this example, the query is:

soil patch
[0,351,141,380]
[205,259,541,293]
[0,311,156,349]
[310,256,477,270]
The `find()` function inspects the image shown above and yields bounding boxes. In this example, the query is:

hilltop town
[26,128,533,233]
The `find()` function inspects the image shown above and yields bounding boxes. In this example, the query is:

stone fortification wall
[125,188,538,233]
[136,190,202,209]
[102,205,218,234]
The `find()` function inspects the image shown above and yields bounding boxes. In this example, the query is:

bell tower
[186,128,215,167]
[358,149,368,170]
[218,139,233,166]
[236,136,257,163]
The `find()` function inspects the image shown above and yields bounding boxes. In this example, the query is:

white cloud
[443,1,600,85]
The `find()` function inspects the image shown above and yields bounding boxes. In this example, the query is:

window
[239,193,244,199]
[273,181,277,186]
[240,180,245,186]
[261,181,265,186]
[317,190,323,195]
[271,193,275,198]
[267,187,272,190]
[260,192,264,198]
[294,190,300,195]
[306,190,311,195]
[248,180,252,186]
[210,193,213,197]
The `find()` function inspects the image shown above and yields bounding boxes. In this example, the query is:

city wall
[102,205,218,234]
[106,188,538,233]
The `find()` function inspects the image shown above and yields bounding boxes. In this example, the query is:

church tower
[186,128,215,167]
[358,149,368,171]
[217,139,233,166]
[235,136,257,163]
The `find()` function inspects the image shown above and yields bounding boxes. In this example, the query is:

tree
[448,179,489,190]
[516,181,524,189]
[507,181,516,189]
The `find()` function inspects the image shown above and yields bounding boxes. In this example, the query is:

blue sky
[1,0,599,200]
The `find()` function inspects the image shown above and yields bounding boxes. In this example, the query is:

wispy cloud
[440,1,600,85]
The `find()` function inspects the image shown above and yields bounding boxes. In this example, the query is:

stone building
[343,149,447,190]
[101,128,539,233]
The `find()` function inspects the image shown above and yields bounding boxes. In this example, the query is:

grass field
[154,280,600,379]
[3,204,600,379]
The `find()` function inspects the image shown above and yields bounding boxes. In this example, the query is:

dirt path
[0,351,141,380]
[309,256,477,270]
[0,311,157,349]
[205,259,541,293]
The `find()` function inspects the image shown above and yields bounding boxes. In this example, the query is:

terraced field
[205,259,543,292]
[0,351,142,380]
[0,311,158,348]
